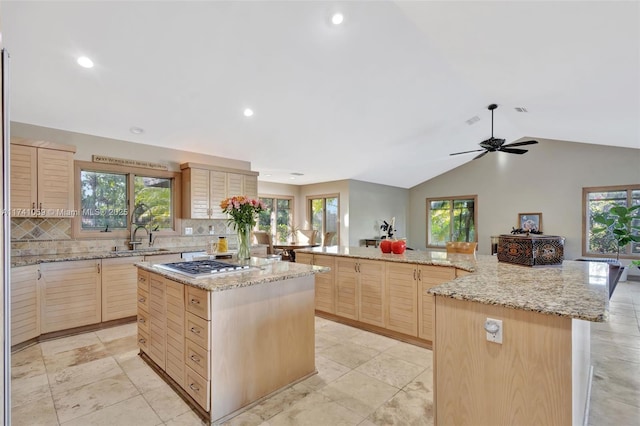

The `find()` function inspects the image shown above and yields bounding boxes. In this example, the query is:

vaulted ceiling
[2,1,638,188]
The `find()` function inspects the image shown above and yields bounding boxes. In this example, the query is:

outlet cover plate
[485,318,503,344]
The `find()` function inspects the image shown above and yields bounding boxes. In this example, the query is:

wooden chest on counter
[497,234,565,266]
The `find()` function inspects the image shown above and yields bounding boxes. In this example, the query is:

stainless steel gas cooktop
[156,259,250,278]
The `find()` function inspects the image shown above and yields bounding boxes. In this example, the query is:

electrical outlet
[485,318,503,344]
[185,227,193,235]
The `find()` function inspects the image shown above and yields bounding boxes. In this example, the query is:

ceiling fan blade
[450,149,485,156]
[473,151,489,160]
[499,147,528,155]
[503,140,538,148]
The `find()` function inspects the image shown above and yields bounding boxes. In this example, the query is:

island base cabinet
[101,256,143,322]
[433,296,580,426]
[209,275,315,422]
[385,263,418,337]
[313,255,336,314]
[148,275,166,369]
[11,265,40,346]
[418,266,456,342]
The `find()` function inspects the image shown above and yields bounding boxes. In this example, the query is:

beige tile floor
[10,280,640,426]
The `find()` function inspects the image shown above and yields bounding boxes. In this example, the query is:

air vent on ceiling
[290,172,304,176]
[465,116,481,125]
[514,107,528,113]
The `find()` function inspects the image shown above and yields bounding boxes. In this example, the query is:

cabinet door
[295,253,313,265]
[226,172,243,198]
[101,256,143,321]
[358,260,386,327]
[11,265,40,345]
[209,171,227,218]
[38,148,74,213]
[183,167,211,219]
[148,273,166,368]
[165,280,185,386]
[314,255,336,314]
[10,144,37,213]
[335,258,358,320]
[243,174,258,199]
[418,266,456,341]
[40,260,101,333]
[386,263,418,336]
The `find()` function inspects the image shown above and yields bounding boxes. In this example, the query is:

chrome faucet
[129,225,149,250]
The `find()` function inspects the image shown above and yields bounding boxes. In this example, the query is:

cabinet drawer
[138,270,150,292]
[186,338,210,380]
[137,286,149,313]
[186,286,210,320]
[185,311,210,350]
[137,327,149,353]
[185,366,210,411]
[137,310,150,334]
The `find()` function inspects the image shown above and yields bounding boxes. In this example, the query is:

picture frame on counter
[518,212,542,232]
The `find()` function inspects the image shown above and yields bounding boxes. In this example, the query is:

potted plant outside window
[592,205,640,285]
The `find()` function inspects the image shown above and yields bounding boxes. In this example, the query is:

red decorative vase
[380,239,393,253]
[392,240,407,254]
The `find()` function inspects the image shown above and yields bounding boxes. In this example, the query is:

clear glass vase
[237,223,251,260]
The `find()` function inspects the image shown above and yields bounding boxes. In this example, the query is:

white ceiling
[2,1,639,188]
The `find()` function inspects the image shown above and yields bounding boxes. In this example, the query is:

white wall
[11,122,251,171]
[348,180,409,246]
[408,139,640,265]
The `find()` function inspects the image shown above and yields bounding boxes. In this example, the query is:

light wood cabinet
[296,253,336,314]
[335,257,385,326]
[181,163,259,219]
[10,138,75,217]
[137,270,150,353]
[184,284,211,411]
[418,265,456,342]
[101,256,143,321]
[39,260,101,333]
[148,273,166,368]
[144,253,182,263]
[385,262,419,337]
[11,265,40,345]
[165,279,185,386]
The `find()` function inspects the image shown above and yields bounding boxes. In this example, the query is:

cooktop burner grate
[157,259,250,278]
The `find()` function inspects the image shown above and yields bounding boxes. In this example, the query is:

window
[308,194,339,244]
[583,185,640,258]
[426,196,477,247]
[258,195,293,243]
[74,161,180,238]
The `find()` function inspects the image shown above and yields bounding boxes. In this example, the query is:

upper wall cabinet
[181,163,259,219]
[11,137,76,217]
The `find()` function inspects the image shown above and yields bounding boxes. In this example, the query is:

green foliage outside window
[428,197,476,246]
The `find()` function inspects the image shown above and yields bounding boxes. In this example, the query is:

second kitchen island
[135,257,327,424]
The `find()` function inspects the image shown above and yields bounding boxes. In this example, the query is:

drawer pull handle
[190,298,200,305]
[138,297,146,302]
[190,354,200,363]
[189,383,200,392]
[190,327,201,335]
[138,318,146,324]
[138,338,146,344]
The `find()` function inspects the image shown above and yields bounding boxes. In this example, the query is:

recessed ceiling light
[130,126,144,135]
[243,108,254,117]
[331,13,344,25]
[77,56,94,68]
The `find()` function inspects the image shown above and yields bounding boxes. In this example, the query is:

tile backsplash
[11,217,240,257]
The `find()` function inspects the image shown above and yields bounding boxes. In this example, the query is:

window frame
[582,184,640,259]
[425,195,478,248]
[307,193,340,245]
[257,194,295,243]
[73,160,181,239]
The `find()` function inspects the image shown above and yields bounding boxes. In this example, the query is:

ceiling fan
[450,104,538,160]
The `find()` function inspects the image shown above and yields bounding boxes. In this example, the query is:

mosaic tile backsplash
[11,218,239,257]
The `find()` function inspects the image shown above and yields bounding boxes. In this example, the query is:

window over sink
[73,161,180,239]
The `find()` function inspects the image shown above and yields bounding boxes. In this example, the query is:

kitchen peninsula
[296,247,608,426]
[134,257,326,424]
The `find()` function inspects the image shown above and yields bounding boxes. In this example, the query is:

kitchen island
[430,256,609,426]
[135,257,327,424]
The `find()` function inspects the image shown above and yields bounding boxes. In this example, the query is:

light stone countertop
[136,257,329,292]
[296,246,477,272]
[10,246,212,267]
[429,255,609,322]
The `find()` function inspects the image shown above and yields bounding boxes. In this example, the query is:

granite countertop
[137,257,329,292]
[11,246,208,267]
[296,246,477,272]
[429,255,609,322]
